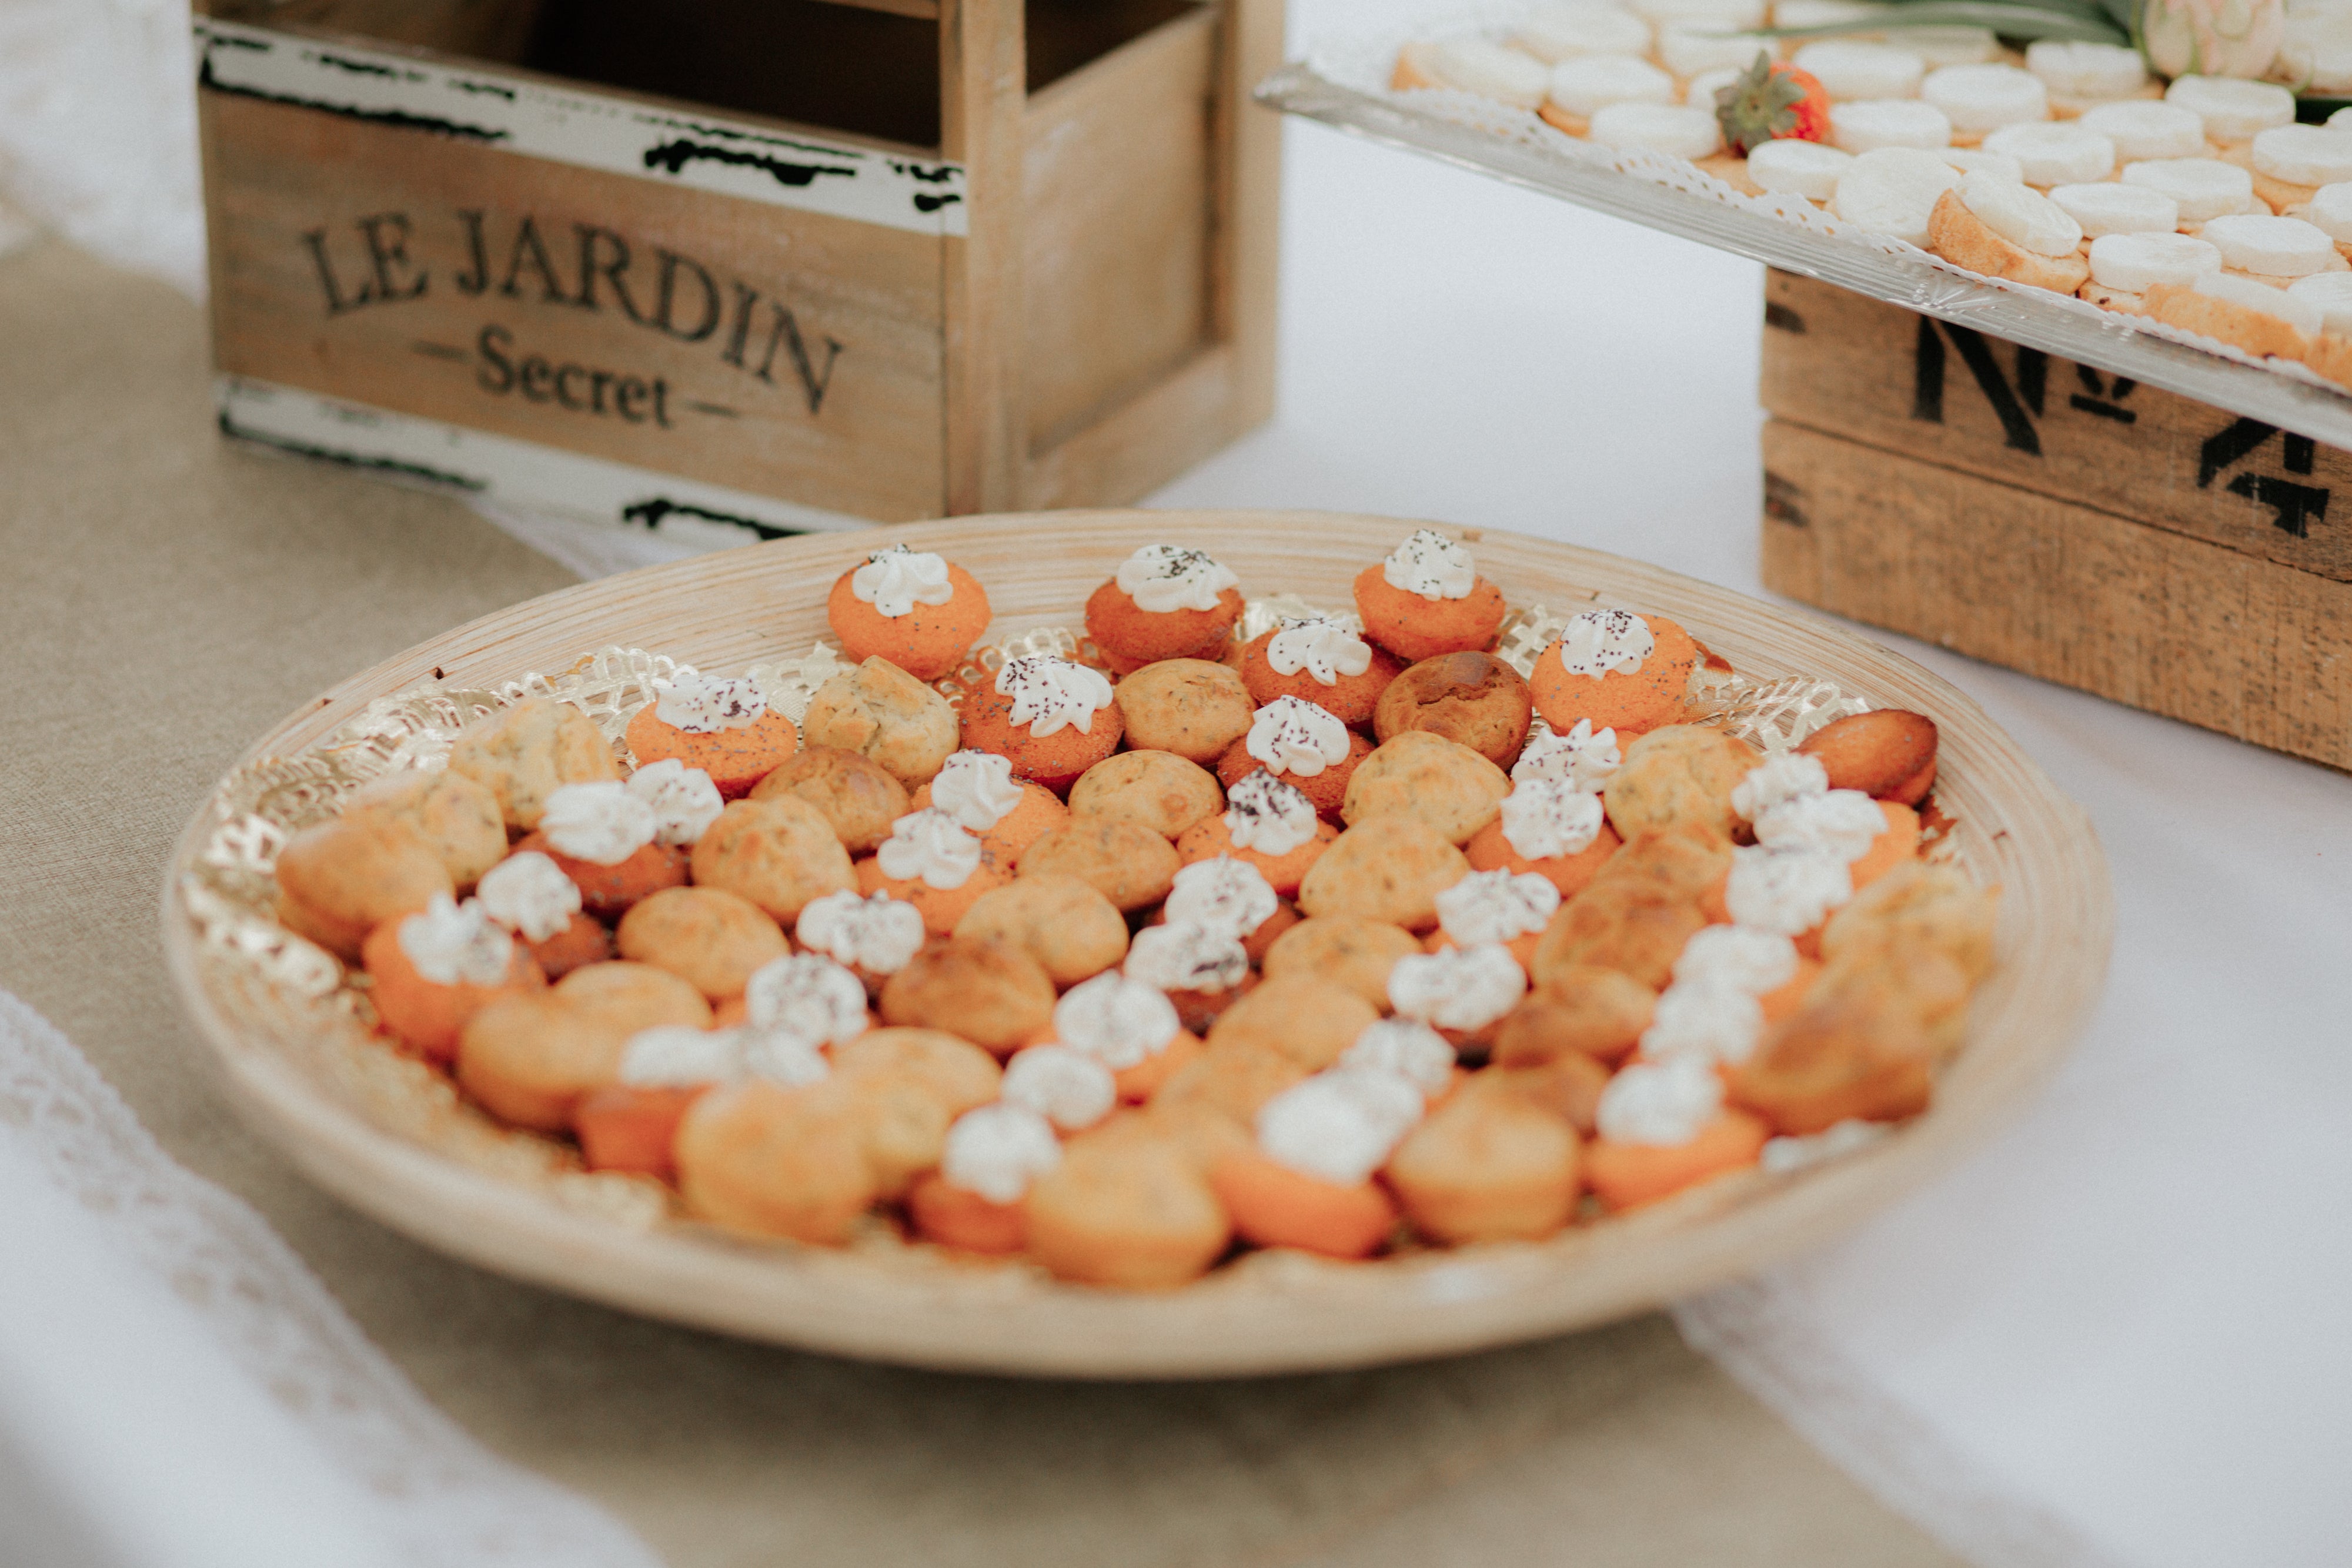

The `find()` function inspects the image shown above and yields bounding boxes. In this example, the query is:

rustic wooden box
[192,0,1281,541]
[1759,270,2352,771]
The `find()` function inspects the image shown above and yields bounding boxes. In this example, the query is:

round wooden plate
[161,510,2113,1378]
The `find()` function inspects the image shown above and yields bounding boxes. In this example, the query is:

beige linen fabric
[0,239,1963,1568]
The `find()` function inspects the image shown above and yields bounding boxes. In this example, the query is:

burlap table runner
[0,238,1964,1568]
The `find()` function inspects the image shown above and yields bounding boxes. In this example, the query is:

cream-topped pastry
[2049,181,2178,238]
[1000,1045,1118,1132]
[1162,857,1280,941]
[1830,101,1955,156]
[1267,615,1374,685]
[738,1025,833,1086]
[625,759,724,845]
[474,851,580,942]
[1673,925,1801,995]
[1338,1018,1457,1096]
[1114,544,1241,614]
[1748,138,1855,202]
[1589,101,1722,158]
[1552,609,1656,678]
[941,1103,1062,1203]
[1124,920,1249,994]
[1388,944,1528,1031]
[1381,529,1478,600]
[1545,53,1676,118]
[1921,62,2047,134]
[1726,846,1854,935]
[1499,778,1607,861]
[795,888,926,975]
[2083,101,2206,162]
[928,749,1025,832]
[1257,1067,1425,1185]
[1223,770,1321,856]
[2024,39,2145,101]
[995,656,1115,737]
[1053,971,1182,1070]
[653,674,767,734]
[1595,1053,1723,1145]
[2164,74,2293,143]
[1793,41,1926,102]
[2251,125,2352,188]
[743,952,870,1047]
[1755,788,1887,860]
[1515,1,1653,62]
[2191,269,2324,336]
[1640,982,1767,1064]
[876,808,984,890]
[1959,173,2083,256]
[2200,214,2336,278]
[850,544,955,618]
[1729,751,1829,820]
[396,894,514,985]
[1979,121,2113,186]
[1435,868,1561,946]
[1512,717,1621,789]
[1245,696,1352,778]
[539,781,658,865]
[2089,230,2222,292]
[1834,145,1963,242]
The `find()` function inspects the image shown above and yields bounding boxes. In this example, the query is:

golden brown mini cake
[690,795,857,925]
[1341,730,1514,845]
[908,748,1070,863]
[1820,860,2000,982]
[1203,974,1380,1071]
[273,817,453,961]
[1602,724,1762,845]
[878,936,1058,1057]
[1528,610,1701,740]
[824,544,993,681]
[2145,278,2314,361]
[1352,530,1509,663]
[1213,696,1372,821]
[614,885,790,1002]
[1385,1083,1581,1244]
[1260,915,1424,1009]
[1024,1131,1233,1288]
[456,987,664,1131]
[800,656,961,789]
[1728,985,1938,1134]
[623,674,798,798]
[1798,709,1940,804]
[1067,750,1224,840]
[1019,818,1183,912]
[1295,815,1472,931]
[362,895,546,1062]
[1492,965,1657,1068]
[512,778,690,919]
[1926,188,2093,294]
[1084,544,1245,666]
[833,1026,1005,1116]
[339,770,508,890]
[552,959,715,1034]
[747,745,909,852]
[675,1079,880,1244]
[1238,614,1402,727]
[447,695,622,831]
[952,874,1129,987]
[1372,651,1534,768]
[1112,657,1258,764]
[1150,1035,1309,1124]
[856,807,1008,934]
[958,656,1124,794]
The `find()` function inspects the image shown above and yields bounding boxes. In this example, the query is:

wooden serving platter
[159,509,2113,1378]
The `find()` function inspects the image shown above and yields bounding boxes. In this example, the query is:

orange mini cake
[856,807,1009,933]
[362,894,546,1062]
[1586,1054,1770,1211]
[958,655,1122,794]
[1352,530,1508,663]
[1239,613,1400,727]
[1213,696,1371,821]
[826,544,993,681]
[624,674,797,797]
[1175,770,1335,897]
[1467,775,1623,898]
[1529,609,1701,739]
[910,748,1068,862]
[1083,544,1245,666]
[514,781,689,919]
[474,848,607,978]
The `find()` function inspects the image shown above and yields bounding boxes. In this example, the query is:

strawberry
[1713,50,1832,156]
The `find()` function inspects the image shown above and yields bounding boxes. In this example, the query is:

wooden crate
[192,0,1281,541]
[1759,269,2352,771]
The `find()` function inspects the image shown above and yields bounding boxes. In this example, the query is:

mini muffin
[1385,1082,1580,1244]
[1175,811,1335,900]
[826,544,993,680]
[1602,724,1762,846]
[1583,1104,1770,1211]
[878,937,1058,1057]
[273,817,453,961]
[1352,530,1509,663]
[1024,1131,1233,1288]
[857,808,1010,934]
[1151,1037,1310,1125]
[362,897,546,1062]
[552,959,716,1035]
[1019,818,1182,912]
[339,770,508,890]
[1122,922,1255,1031]
[1112,658,1258,763]
[1209,1149,1401,1260]
[1728,987,1937,1135]
[1529,610,1701,740]
[953,874,1129,987]
[1465,798,1622,900]
[690,795,857,925]
[1341,731,1513,846]
[1204,974,1380,1071]
[1372,651,1533,768]
[910,748,1070,862]
[747,745,908,852]
[1492,965,1657,1068]
[1083,544,1245,665]
[1214,697,1373,820]
[458,982,697,1131]
[1819,860,2000,982]
[623,674,799,798]
[801,657,960,789]
[1068,750,1224,840]
[447,696,622,831]
[616,885,790,1002]
[1239,615,1402,727]
[1798,709,1940,804]
[510,832,689,922]
[1529,879,1709,993]
[1296,815,1473,932]
[675,1079,880,1244]
[514,780,689,919]
[1260,916,1425,1009]
[1477,1055,1611,1138]
[795,888,928,989]
[959,656,1124,794]
[833,1027,1005,1116]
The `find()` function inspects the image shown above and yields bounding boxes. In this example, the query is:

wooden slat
[1212,0,1286,437]
[1023,345,1235,508]
[939,0,1027,514]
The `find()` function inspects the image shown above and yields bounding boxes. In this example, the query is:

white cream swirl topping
[653,674,768,734]
[1114,544,1241,614]
[995,656,1115,737]
[1053,971,1181,1070]
[1755,789,1886,862]
[1388,944,1528,1032]
[1639,983,1767,1065]
[1726,847,1854,937]
[1339,1018,1457,1097]
[1223,770,1320,857]
[1435,868,1561,946]
[1499,778,1606,862]
[396,894,514,986]
[744,953,870,1047]
[739,1025,832,1086]
[1267,615,1374,686]
[1673,925,1800,997]
[1511,718,1621,790]
[850,544,955,618]
[617,1025,743,1087]
[1162,857,1279,941]
[941,1104,1063,1203]
[1124,921,1250,994]
[626,759,724,846]
[795,889,926,975]
[876,808,984,890]
[539,781,657,865]
[1381,529,1477,600]
[1000,1045,1118,1132]
[1595,1054,1723,1147]
[475,851,581,942]
[1257,1066,1427,1185]
[1245,696,1352,778]
[1730,751,1829,822]
[928,749,1025,832]
[1551,609,1657,679]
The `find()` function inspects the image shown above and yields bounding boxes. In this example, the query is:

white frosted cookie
[2024,40,2146,102]
[1630,0,1766,24]
[1922,63,2048,133]
[1830,98,1953,153]
[1983,121,2115,185]
[1548,54,1677,115]
[1748,136,1855,200]
[1906,26,2000,66]
[2080,100,2207,162]
[1414,39,1552,108]
[2289,270,2352,333]
[2087,232,2221,292]
[2122,157,2255,223]
[1959,172,2083,255]
[1659,24,1768,76]
[2253,125,2352,188]
[1833,145,1963,242]
[1793,41,1924,101]
[2281,11,2352,96]
[2306,180,2352,241]
[2164,75,2294,142]
[1514,2,1653,61]
[1940,146,2023,182]
[2201,213,2338,277]
[1773,0,1889,29]
[2051,181,2179,236]
[2191,270,2324,336]
[1684,66,1743,108]
[1589,101,1725,158]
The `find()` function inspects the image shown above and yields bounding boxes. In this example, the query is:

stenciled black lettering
[453,209,490,296]
[497,216,567,304]
[572,224,643,322]
[356,212,428,303]
[476,322,515,393]
[720,282,759,369]
[301,228,373,316]
[652,248,721,342]
[751,302,844,414]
